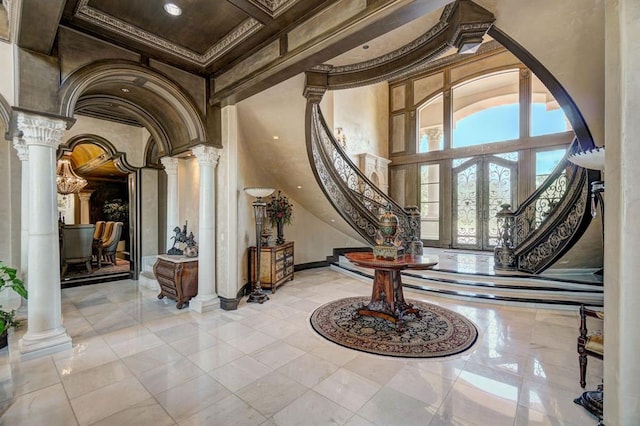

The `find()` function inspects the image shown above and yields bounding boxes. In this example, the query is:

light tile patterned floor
[0,268,603,425]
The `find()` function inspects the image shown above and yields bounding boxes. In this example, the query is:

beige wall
[477,0,605,146]
[177,157,200,241]
[0,122,20,266]
[333,82,389,158]
[0,41,14,105]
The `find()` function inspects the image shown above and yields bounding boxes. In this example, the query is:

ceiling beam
[18,0,66,54]
[227,0,273,24]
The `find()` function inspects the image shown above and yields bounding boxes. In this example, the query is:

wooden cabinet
[250,241,294,293]
[153,255,198,309]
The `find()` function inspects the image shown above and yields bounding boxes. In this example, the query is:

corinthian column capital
[12,137,28,161]
[161,156,179,175]
[16,113,67,149]
[192,144,222,167]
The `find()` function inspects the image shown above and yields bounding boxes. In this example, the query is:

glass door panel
[453,162,479,247]
[453,154,518,250]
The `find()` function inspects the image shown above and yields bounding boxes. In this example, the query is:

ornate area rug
[310,297,478,358]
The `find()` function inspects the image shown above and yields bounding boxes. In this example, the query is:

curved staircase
[305,98,603,307]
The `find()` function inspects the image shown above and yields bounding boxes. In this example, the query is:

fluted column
[17,112,72,359]
[78,190,93,224]
[190,145,221,313]
[161,157,179,253]
[12,137,28,286]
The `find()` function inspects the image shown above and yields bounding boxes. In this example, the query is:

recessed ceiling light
[120,88,130,93]
[272,136,279,140]
[296,185,302,189]
[164,3,182,16]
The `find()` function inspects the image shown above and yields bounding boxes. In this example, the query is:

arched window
[452,70,520,147]
[409,64,574,249]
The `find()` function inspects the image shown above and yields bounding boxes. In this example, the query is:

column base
[17,327,72,361]
[189,295,219,313]
[219,296,240,311]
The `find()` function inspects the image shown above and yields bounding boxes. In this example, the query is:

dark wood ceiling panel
[88,0,248,54]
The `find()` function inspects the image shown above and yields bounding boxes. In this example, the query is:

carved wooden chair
[577,305,604,388]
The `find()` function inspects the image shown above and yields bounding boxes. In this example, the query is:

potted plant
[0,262,28,348]
[266,191,293,245]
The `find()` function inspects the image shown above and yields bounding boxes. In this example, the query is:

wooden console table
[250,241,294,293]
[345,252,438,331]
[153,255,198,309]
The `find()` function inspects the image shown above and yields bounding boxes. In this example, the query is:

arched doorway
[58,135,137,282]
[56,61,209,280]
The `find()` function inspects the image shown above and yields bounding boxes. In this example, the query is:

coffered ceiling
[58,0,339,74]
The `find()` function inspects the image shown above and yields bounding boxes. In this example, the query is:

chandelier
[56,158,87,195]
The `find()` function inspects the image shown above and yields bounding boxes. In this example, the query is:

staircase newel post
[404,206,423,256]
[494,203,516,271]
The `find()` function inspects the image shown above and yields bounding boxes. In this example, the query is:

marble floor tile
[519,379,599,425]
[357,385,435,426]
[89,397,176,426]
[154,374,231,422]
[10,355,60,397]
[122,343,185,375]
[342,354,404,386]
[53,336,120,377]
[225,329,278,354]
[314,368,381,413]
[436,380,518,426]
[168,330,220,357]
[273,389,354,425]
[70,376,151,425]
[209,356,272,392]
[0,268,606,426]
[137,358,205,395]
[277,352,339,387]
[180,393,266,426]
[1,383,78,426]
[62,359,131,399]
[235,370,307,417]
[187,341,245,372]
[249,341,305,370]
[385,364,455,406]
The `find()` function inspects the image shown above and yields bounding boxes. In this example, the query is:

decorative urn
[373,204,404,260]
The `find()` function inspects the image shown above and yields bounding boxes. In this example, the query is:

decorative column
[217,105,240,310]
[78,190,93,224]
[425,127,443,152]
[161,157,179,253]
[12,137,28,285]
[16,112,72,358]
[190,145,221,313]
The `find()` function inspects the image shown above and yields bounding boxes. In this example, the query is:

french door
[452,153,518,250]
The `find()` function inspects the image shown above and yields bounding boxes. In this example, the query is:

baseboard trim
[220,282,252,311]
[294,261,329,271]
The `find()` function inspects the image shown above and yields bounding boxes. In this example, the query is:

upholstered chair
[61,224,96,277]
[101,222,123,265]
[577,305,604,388]
[101,221,115,243]
[93,221,106,240]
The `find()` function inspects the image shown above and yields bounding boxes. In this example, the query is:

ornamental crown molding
[74,0,263,67]
[250,0,298,17]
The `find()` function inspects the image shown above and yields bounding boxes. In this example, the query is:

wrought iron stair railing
[495,139,600,274]
[306,102,421,250]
